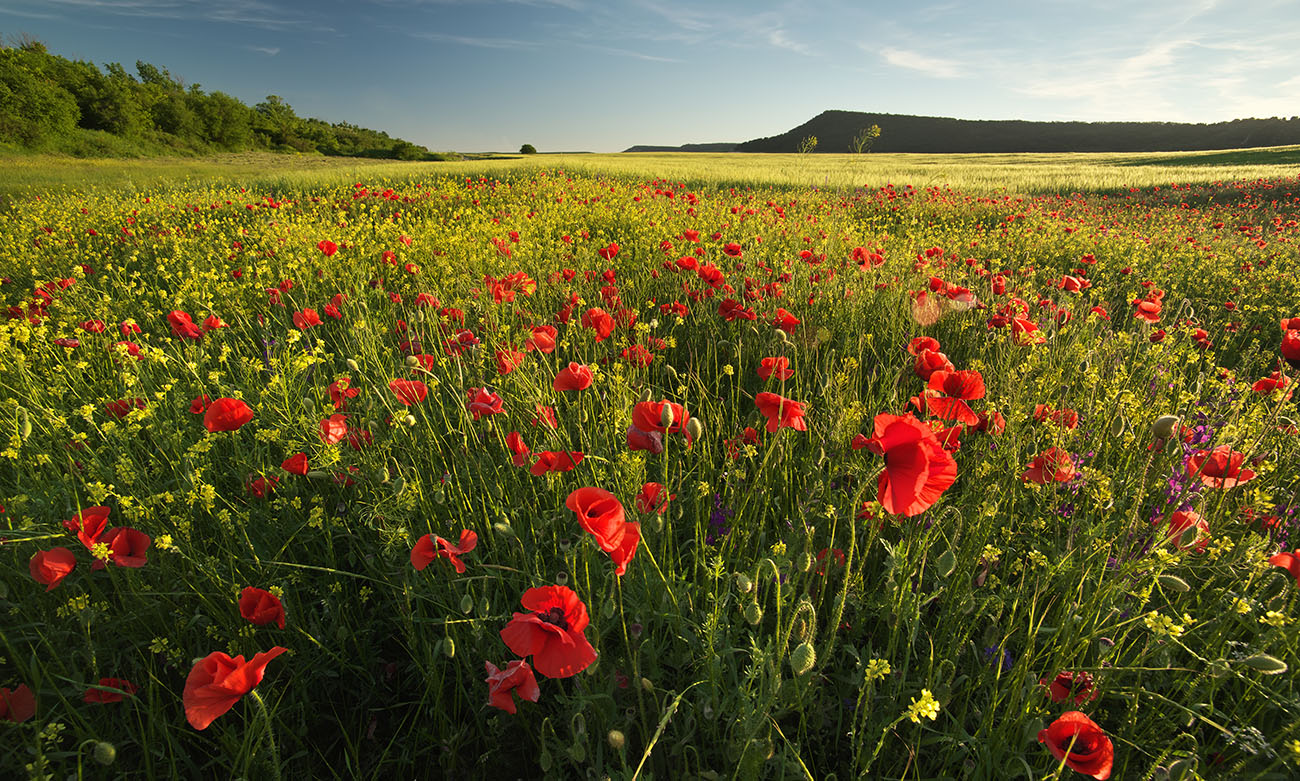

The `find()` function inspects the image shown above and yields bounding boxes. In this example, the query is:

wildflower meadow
[2,160,1299,779]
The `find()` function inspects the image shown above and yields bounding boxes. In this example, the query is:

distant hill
[735,110,1300,153]
[623,142,739,153]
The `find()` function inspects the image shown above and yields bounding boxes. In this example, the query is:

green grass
[0,161,1298,779]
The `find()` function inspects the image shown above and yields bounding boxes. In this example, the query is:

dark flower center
[537,606,569,630]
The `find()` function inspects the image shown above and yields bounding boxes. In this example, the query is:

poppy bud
[1241,653,1288,674]
[459,594,474,614]
[797,552,813,573]
[685,417,704,441]
[744,602,763,625]
[346,358,360,372]
[92,741,117,766]
[641,677,653,692]
[607,730,626,751]
[664,364,679,382]
[404,355,418,368]
[403,415,416,427]
[602,599,615,618]
[790,641,817,675]
[478,596,490,615]
[660,405,675,429]
[1152,415,1180,439]
[638,387,653,403]
[19,408,31,440]
[442,637,455,658]
[492,521,513,536]
[1110,415,1126,438]
[305,470,329,480]
[1157,574,1190,592]
[735,573,754,593]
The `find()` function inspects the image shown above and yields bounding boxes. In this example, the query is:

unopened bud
[1152,415,1180,439]
[797,552,813,573]
[639,387,654,403]
[685,417,704,441]
[442,637,455,658]
[92,741,117,766]
[660,405,675,429]
[404,355,419,368]
[346,358,360,372]
[1241,653,1288,674]
[641,677,653,692]
[607,730,626,751]
[459,594,474,614]
[744,602,763,625]
[402,414,417,427]
[735,573,754,593]
[790,641,817,675]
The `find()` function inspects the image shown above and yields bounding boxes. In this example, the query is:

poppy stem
[248,690,282,781]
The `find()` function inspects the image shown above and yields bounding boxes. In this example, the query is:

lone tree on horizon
[519,143,537,154]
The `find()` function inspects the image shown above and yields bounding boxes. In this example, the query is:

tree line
[0,37,442,159]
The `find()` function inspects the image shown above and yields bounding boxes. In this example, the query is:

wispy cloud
[410,30,541,49]
[245,45,279,56]
[0,5,64,19]
[38,0,331,32]
[767,29,811,56]
[879,46,961,78]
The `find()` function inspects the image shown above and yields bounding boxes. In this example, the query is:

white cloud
[767,29,811,56]
[878,46,961,78]
[245,45,280,55]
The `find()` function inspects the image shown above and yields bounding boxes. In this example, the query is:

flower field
[1,165,1299,779]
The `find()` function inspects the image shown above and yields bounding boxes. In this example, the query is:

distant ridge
[622,142,739,153]
[733,110,1300,153]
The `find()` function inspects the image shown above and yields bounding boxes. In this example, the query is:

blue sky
[3,0,1299,152]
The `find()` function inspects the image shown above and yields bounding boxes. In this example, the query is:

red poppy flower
[83,677,138,704]
[183,647,289,730]
[722,241,743,258]
[1159,510,1208,552]
[1185,445,1256,488]
[70,505,112,550]
[105,398,145,418]
[1268,550,1300,587]
[495,348,527,375]
[281,453,309,475]
[815,547,846,574]
[530,451,584,476]
[499,585,597,678]
[632,400,690,435]
[1282,330,1300,368]
[532,404,559,429]
[411,529,478,573]
[1252,371,1290,395]
[292,309,322,330]
[189,395,211,414]
[581,307,615,341]
[972,410,1006,435]
[239,587,286,629]
[626,425,664,454]
[167,310,204,340]
[864,413,958,516]
[29,547,76,591]
[554,363,594,392]
[1021,448,1077,484]
[635,482,673,514]
[0,685,36,723]
[758,356,794,381]
[907,336,941,356]
[924,370,986,425]
[567,487,627,550]
[485,659,540,714]
[388,378,428,405]
[202,314,226,332]
[913,350,954,381]
[1040,671,1097,705]
[597,242,620,260]
[203,397,254,433]
[525,325,557,354]
[328,378,358,410]
[94,527,150,569]
[772,308,800,333]
[1012,317,1045,345]
[317,240,338,256]
[1033,404,1079,429]
[755,392,808,433]
[467,388,505,419]
[320,414,348,444]
[1038,711,1113,780]
[506,431,530,467]
[621,344,654,367]
[718,298,757,321]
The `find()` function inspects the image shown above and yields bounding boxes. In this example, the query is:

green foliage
[851,124,881,154]
[520,143,538,155]
[0,39,435,160]
[797,135,818,154]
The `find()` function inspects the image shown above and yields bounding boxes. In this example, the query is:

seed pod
[790,641,817,675]
[744,602,763,625]
[685,417,704,442]
[1152,414,1180,439]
